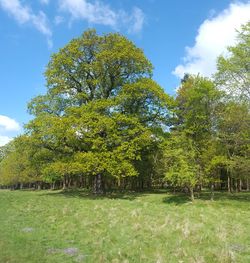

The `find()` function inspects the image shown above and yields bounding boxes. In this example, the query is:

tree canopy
[215,22,250,101]
[23,29,171,193]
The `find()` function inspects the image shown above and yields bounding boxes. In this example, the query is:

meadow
[0,190,249,263]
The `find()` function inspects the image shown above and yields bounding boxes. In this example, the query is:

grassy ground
[0,189,249,263]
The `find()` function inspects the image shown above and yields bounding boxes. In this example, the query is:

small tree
[164,132,201,201]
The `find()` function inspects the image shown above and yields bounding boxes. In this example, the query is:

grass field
[0,190,249,263]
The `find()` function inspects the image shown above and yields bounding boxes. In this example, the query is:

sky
[0,0,249,146]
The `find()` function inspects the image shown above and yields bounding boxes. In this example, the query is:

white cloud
[40,0,50,5]
[129,7,145,34]
[58,0,145,33]
[32,11,51,37]
[0,0,30,23]
[54,15,64,25]
[0,115,21,132]
[0,115,20,146]
[59,0,117,27]
[0,136,12,147]
[0,0,52,46]
[173,2,250,79]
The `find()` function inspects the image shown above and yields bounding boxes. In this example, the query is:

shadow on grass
[162,194,191,205]
[40,188,152,201]
[212,191,250,202]
[162,191,250,205]
[39,188,250,204]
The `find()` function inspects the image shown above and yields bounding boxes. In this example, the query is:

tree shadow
[210,191,250,203]
[162,193,191,205]
[40,188,148,201]
[36,188,250,204]
[162,191,250,205]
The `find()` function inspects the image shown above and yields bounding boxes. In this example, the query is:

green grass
[0,190,250,263]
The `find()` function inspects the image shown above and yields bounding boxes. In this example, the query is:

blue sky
[0,0,249,146]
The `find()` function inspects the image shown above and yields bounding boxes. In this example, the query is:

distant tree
[217,102,250,192]
[0,136,40,188]
[0,142,14,162]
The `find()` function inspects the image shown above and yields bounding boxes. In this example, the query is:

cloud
[123,7,146,34]
[0,115,21,131]
[129,7,145,34]
[59,0,117,27]
[0,0,52,46]
[0,115,21,146]
[54,15,64,25]
[0,136,12,147]
[58,0,145,33]
[40,0,50,5]
[173,2,250,79]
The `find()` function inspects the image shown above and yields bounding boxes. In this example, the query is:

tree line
[0,22,249,200]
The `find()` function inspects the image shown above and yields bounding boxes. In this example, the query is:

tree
[217,102,250,192]
[164,131,200,201]
[174,75,221,145]
[215,21,250,101]
[27,29,171,193]
[167,75,222,197]
[28,29,153,114]
[0,142,14,163]
[0,136,40,189]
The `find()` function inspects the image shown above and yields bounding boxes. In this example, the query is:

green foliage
[216,102,250,181]
[0,142,14,162]
[217,102,250,156]
[164,75,223,198]
[164,132,201,198]
[28,29,153,115]
[25,29,171,190]
[0,136,40,186]
[174,74,222,144]
[215,21,250,100]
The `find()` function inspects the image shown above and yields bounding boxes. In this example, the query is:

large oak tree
[27,29,171,193]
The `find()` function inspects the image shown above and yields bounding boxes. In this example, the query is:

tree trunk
[235,179,238,193]
[68,178,71,188]
[239,179,242,192]
[68,177,72,188]
[93,174,104,194]
[196,184,202,198]
[73,179,77,188]
[146,174,152,189]
[189,187,194,201]
[51,182,55,190]
[247,179,249,191]
[210,183,214,201]
[227,176,231,193]
[123,178,128,190]
[79,175,84,188]
[117,178,121,189]
[63,176,67,190]
[140,179,144,191]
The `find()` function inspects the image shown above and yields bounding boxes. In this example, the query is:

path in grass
[0,190,249,263]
